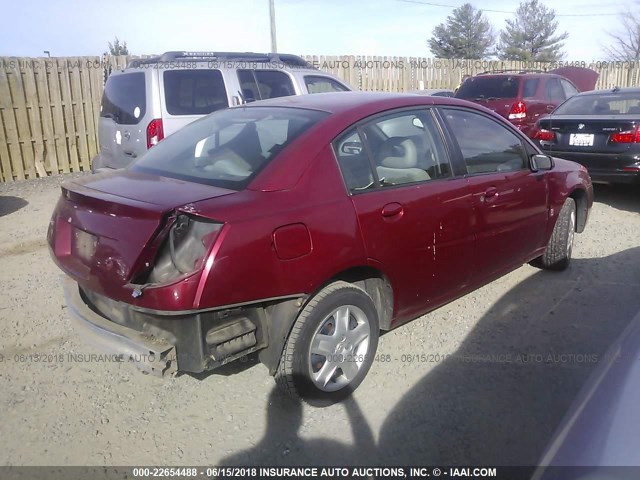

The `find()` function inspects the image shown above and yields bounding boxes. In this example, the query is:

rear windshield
[163,70,228,115]
[131,107,328,189]
[455,77,520,100]
[554,93,640,115]
[100,72,146,125]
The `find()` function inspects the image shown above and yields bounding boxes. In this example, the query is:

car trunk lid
[548,67,599,92]
[539,116,638,154]
[49,170,235,292]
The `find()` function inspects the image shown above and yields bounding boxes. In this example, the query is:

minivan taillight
[610,125,640,143]
[147,119,164,149]
[508,101,527,120]
[534,128,556,141]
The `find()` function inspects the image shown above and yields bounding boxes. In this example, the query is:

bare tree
[603,10,640,61]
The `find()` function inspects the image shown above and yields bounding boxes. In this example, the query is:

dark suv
[455,68,597,137]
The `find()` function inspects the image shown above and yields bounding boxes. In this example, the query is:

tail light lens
[149,214,223,284]
[147,118,165,149]
[534,128,556,142]
[508,101,527,120]
[610,125,640,143]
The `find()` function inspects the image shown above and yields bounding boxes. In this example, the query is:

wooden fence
[1,55,639,182]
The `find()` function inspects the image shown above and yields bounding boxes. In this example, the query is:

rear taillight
[148,214,223,285]
[610,125,640,143]
[508,101,527,120]
[146,118,164,149]
[534,128,556,142]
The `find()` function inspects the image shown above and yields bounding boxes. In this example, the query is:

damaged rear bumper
[62,276,267,377]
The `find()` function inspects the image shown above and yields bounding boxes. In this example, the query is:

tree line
[428,0,640,61]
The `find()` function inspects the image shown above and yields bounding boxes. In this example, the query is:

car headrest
[377,137,418,169]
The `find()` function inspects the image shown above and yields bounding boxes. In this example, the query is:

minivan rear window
[163,70,228,116]
[455,77,520,100]
[100,72,146,125]
[131,107,328,190]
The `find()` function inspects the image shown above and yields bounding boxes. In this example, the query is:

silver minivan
[92,51,351,171]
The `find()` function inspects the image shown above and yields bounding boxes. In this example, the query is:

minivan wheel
[532,197,576,271]
[275,281,379,406]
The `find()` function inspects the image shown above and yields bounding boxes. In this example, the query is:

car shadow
[593,184,640,213]
[377,247,640,465]
[218,247,640,467]
[219,388,377,467]
[0,195,28,216]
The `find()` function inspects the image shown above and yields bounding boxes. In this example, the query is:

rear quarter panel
[190,145,368,309]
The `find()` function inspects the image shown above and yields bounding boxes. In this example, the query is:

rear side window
[100,72,146,125]
[238,70,295,101]
[560,79,579,98]
[334,110,451,193]
[444,109,526,174]
[455,77,519,100]
[163,70,228,115]
[304,76,349,94]
[522,79,539,98]
[545,79,566,103]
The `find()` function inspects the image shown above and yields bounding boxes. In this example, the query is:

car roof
[233,91,470,115]
[477,72,559,78]
[573,87,640,97]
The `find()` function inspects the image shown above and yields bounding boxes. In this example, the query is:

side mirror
[531,154,553,171]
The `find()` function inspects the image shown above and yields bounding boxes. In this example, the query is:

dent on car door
[441,108,549,281]
[333,109,475,323]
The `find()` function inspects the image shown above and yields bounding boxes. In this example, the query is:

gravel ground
[0,175,639,467]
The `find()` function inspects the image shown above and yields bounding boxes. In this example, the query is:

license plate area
[569,133,594,146]
[73,228,97,261]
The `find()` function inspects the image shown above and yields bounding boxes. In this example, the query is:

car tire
[275,281,380,406]
[533,197,576,271]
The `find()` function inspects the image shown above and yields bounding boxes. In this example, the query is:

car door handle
[482,187,499,202]
[381,202,404,218]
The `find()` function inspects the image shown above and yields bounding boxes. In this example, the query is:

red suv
[455,68,598,137]
[48,92,593,405]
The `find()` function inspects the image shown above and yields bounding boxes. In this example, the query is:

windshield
[131,107,328,189]
[554,92,640,115]
[455,77,520,100]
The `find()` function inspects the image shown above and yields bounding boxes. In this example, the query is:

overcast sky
[0,0,636,60]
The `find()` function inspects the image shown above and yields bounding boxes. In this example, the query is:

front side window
[443,109,526,174]
[132,107,327,189]
[163,70,228,115]
[333,109,451,192]
[237,70,295,101]
[304,76,350,94]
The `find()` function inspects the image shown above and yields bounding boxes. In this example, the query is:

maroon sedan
[48,92,593,405]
